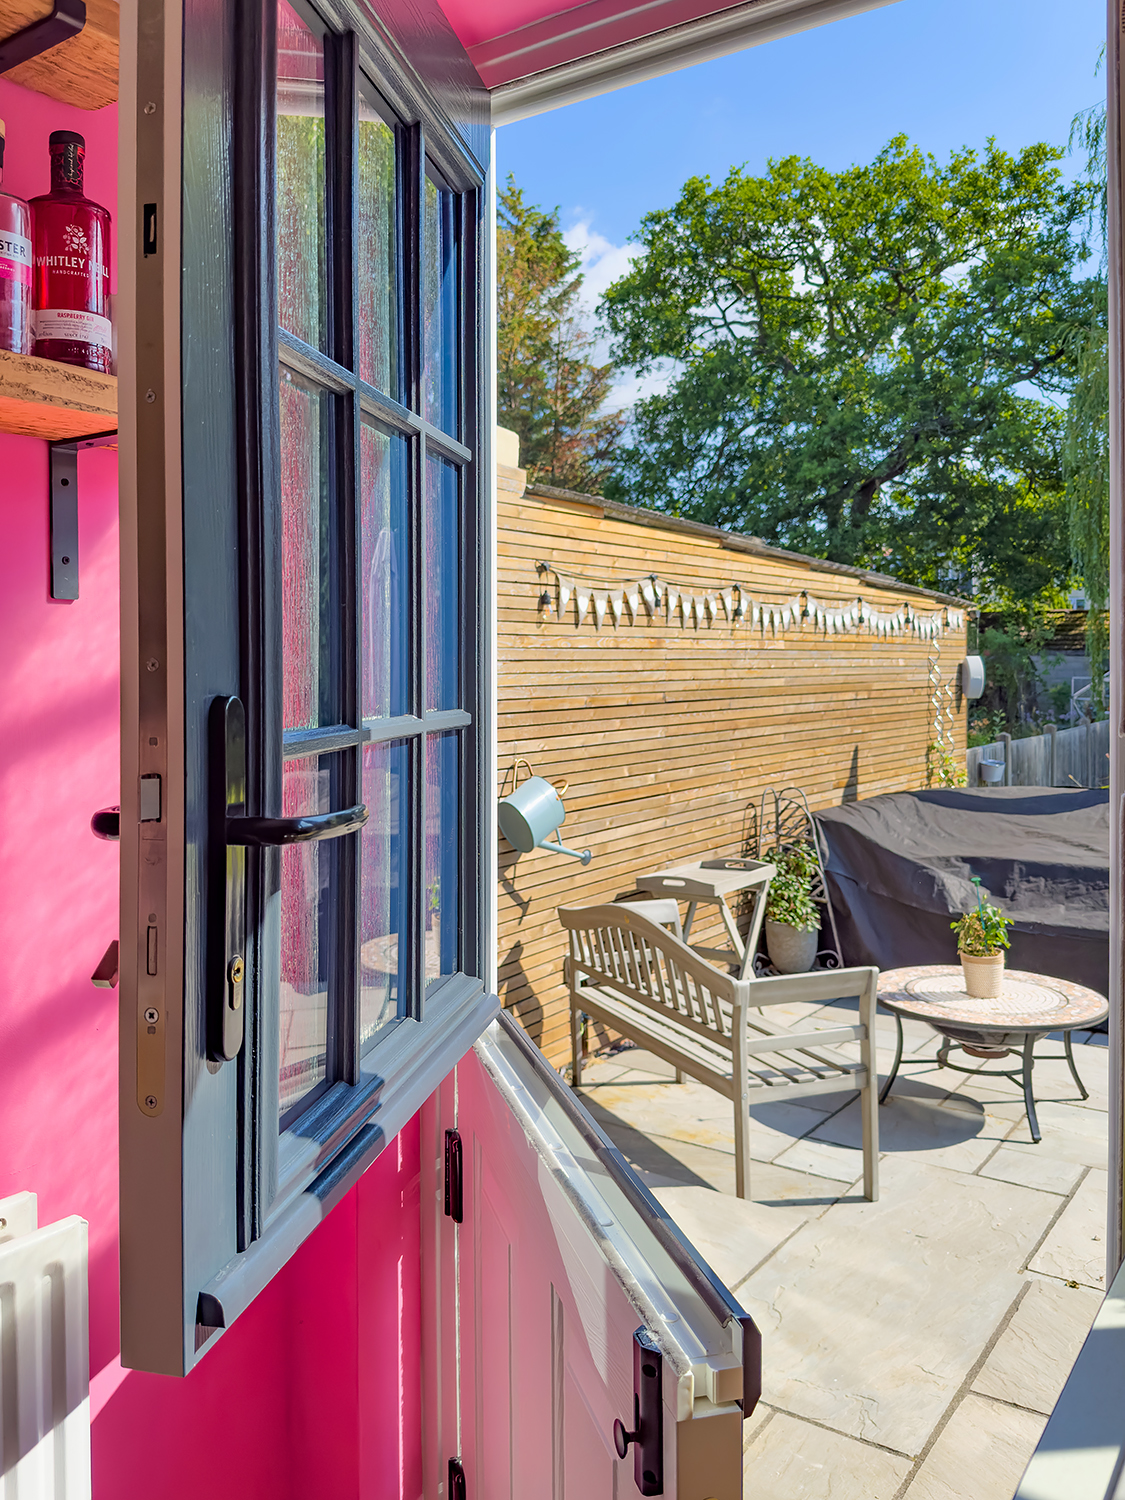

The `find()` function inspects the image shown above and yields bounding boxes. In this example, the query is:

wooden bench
[559,903,879,1201]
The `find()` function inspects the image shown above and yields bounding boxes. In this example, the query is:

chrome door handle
[207,695,366,1062]
[227,804,367,845]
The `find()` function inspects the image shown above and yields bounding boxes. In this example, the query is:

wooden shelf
[1,0,118,110]
[0,347,116,440]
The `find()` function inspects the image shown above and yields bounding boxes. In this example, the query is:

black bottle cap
[49,130,85,148]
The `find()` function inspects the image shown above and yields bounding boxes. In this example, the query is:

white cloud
[561,218,675,414]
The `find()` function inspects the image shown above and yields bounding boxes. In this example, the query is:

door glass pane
[424,731,459,986]
[276,0,327,352]
[361,422,408,720]
[358,91,397,395]
[279,754,336,1120]
[359,738,409,1046]
[425,454,459,712]
[280,369,335,729]
[422,173,457,434]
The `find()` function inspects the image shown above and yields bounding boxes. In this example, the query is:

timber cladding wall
[496,459,970,1068]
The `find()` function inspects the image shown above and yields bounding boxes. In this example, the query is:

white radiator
[0,1193,91,1499]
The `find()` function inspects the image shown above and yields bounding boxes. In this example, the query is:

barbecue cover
[815,787,1109,997]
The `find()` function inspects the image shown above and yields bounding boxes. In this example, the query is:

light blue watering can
[498,760,592,865]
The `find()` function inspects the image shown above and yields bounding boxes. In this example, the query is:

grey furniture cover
[815,788,1109,997]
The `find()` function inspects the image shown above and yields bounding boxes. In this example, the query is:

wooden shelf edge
[0,347,116,441]
[0,0,118,109]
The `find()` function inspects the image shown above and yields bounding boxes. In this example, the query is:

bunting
[536,566,967,640]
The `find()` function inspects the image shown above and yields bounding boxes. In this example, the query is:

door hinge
[444,1128,463,1223]
[447,1456,466,1499]
[613,1327,664,1495]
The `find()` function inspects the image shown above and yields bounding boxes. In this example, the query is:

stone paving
[574,999,1110,1500]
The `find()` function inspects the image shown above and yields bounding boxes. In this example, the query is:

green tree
[601,136,1098,604]
[497,177,625,491]
[1063,84,1109,708]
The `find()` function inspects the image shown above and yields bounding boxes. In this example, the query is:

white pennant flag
[558,576,574,613]
[721,588,734,617]
[575,585,591,624]
[704,592,716,621]
[626,584,642,617]
[780,605,791,628]
[610,592,625,624]
[593,591,609,628]
[640,579,655,611]
[653,579,664,605]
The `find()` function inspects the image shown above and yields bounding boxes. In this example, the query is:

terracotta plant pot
[766,920,819,974]
[959,951,1005,999]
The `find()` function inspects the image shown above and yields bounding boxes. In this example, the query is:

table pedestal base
[879,1015,1090,1145]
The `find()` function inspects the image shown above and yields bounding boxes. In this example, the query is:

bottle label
[0,230,32,286]
[32,307,112,347]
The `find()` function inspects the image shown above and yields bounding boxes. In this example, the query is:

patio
[575,998,1110,1499]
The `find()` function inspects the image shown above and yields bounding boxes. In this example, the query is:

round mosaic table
[878,965,1108,1143]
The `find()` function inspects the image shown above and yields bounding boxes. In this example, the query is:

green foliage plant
[951,879,1012,956]
[926,743,967,787]
[764,843,820,932]
[497,177,625,492]
[601,136,1097,605]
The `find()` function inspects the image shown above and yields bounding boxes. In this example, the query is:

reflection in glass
[279,756,334,1119]
[422,174,457,433]
[279,370,333,729]
[424,732,459,986]
[425,455,459,712]
[359,739,409,1047]
[360,423,408,720]
[358,96,397,394]
[276,0,326,351]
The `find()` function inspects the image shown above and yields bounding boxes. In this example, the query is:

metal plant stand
[877,965,1108,1143]
[749,786,842,969]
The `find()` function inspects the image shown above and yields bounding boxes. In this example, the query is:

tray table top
[635,856,775,900]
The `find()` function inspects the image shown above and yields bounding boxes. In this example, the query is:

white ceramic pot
[766,920,819,974]
[960,951,1005,999]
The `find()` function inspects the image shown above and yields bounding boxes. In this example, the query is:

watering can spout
[537,831,593,865]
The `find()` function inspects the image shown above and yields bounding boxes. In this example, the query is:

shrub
[764,843,821,932]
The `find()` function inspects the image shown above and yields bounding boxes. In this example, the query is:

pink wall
[0,76,423,1500]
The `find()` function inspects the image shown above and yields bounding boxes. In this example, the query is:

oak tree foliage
[601,136,1099,602]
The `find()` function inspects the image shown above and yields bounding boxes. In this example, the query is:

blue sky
[497,0,1104,244]
[496,0,1105,362]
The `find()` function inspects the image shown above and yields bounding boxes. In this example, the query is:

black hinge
[444,1128,463,1223]
[612,1327,664,1495]
[448,1457,466,1499]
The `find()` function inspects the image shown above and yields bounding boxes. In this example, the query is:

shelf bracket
[0,0,86,74]
[49,429,117,601]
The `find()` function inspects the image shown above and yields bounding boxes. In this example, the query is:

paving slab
[1004,1102,1109,1168]
[810,1091,1013,1173]
[737,1157,1060,1454]
[972,1278,1102,1415]
[742,1410,913,1500]
[771,1136,867,1184]
[902,1393,1048,1500]
[1028,1169,1109,1291]
[652,1185,808,1290]
[979,1145,1085,1197]
[581,1078,833,1163]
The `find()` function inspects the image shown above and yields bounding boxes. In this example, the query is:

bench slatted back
[560,904,745,1053]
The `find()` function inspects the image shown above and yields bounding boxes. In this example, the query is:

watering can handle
[510,759,568,797]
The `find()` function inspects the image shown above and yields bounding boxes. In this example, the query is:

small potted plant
[763,843,821,973]
[950,878,1012,998]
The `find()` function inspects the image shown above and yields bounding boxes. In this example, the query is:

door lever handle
[91,805,120,840]
[226,804,368,845]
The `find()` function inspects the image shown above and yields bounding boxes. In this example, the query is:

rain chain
[536,564,966,640]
